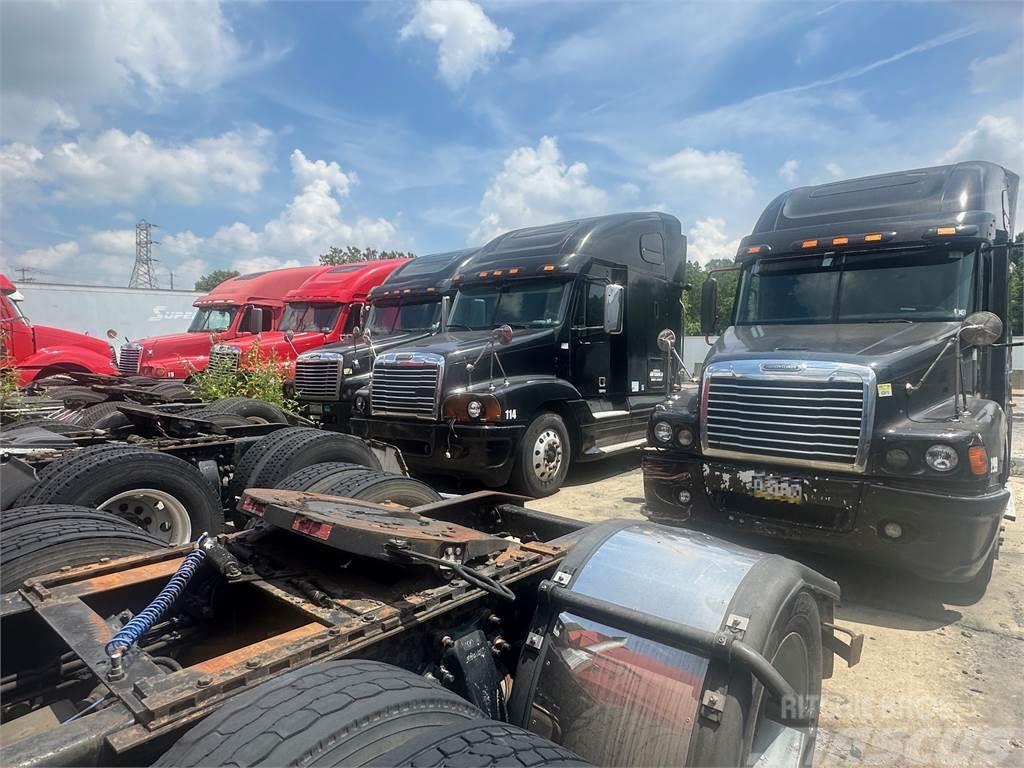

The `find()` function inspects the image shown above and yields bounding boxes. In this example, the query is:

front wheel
[509,412,570,498]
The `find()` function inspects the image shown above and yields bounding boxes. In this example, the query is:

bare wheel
[533,428,564,482]
[98,488,192,545]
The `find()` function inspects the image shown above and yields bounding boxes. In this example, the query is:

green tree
[319,246,415,265]
[683,258,740,337]
[194,270,240,292]
[1010,232,1023,337]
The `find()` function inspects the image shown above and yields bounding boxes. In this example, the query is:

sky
[1,0,1021,289]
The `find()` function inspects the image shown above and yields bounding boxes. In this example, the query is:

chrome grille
[702,361,871,471]
[118,345,141,376]
[208,347,240,373]
[295,357,341,400]
[370,352,442,419]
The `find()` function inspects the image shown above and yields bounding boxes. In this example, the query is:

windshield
[449,280,569,330]
[188,307,237,333]
[279,302,343,333]
[7,297,28,322]
[736,248,977,325]
[367,299,441,336]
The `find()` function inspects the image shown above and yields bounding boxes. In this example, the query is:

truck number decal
[505,409,517,420]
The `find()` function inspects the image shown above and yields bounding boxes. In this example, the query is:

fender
[18,345,117,382]
[487,376,584,424]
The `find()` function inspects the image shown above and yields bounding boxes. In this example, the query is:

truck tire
[46,385,107,405]
[274,462,378,492]
[208,397,288,424]
[0,417,88,435]
[244,431,382,494]
[72,402,127,428]
[155,660,483,767]
[1,506,164,592]
[182,409,251,428]
[509,413,570,498]
[226,427,311,502]
[150,381,193,400]
[320,471,441,507]
[14,448,222,545]
[368,721,590,768]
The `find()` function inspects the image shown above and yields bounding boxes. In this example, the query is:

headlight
[354,395,367,414]
[885,448,911,470]
[924,444,958,472]
[466,399,483,419]
[676,428,694,447]
[653,421,673,443]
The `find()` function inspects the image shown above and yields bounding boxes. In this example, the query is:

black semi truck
[293,248,477,430]
[643,161,1018,592]
[351,213,686,496]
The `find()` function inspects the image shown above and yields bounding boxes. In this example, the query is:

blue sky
[1,0,1021,288]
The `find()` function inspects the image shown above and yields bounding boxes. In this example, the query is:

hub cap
[532,429,563,482]
[99,488,192,545]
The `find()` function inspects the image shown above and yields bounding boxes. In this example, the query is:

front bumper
[642,450,1008,582]
[350,416,525,486]
[304,400,353,431]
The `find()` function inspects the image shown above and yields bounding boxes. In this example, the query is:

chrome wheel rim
[532,428,563,482]
[748,631,812,767]
[99,488,192,545]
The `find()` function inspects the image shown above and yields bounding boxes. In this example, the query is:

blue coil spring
[104,549,207,657]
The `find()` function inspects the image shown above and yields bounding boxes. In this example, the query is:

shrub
[188,344,296,411]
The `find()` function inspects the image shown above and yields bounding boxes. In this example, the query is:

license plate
[745,473,803,504]
[306,403,323,416]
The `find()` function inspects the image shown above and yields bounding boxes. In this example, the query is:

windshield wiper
[444,322,476,331]
[865,319,914,324]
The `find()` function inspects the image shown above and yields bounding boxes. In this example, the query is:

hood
[305,329,439,370]
[133,330,219,362]
[399,327,555,360]
[710,321,960,381]
[33,325,111,357]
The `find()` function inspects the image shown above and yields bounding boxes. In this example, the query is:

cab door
[571,279,611,397]
[0,295,34,362]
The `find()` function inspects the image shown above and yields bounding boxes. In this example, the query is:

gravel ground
[526,454,1024,767]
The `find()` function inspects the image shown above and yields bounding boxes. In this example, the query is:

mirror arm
[905,334,958,396]
[671,348,694,383]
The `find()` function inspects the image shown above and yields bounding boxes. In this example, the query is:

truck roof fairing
[738,161,1020,262]
[458,212,686,286]
[284,258,410,304]
[368,248,479,301]
[193,265,326,308]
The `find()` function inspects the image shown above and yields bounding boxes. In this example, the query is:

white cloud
[796,28,827,65]
[825,162,845,179]
[471,136,609,243]
[289,149,355,196]
[687,218,742,266]
[778,159,800,184]
[1,1,252,141]
[969,42,1022,95]
[650,148,754,197]
[938,114,1023,170]
[9,127,272,205]
[400,0,513,88]
[2,150,399,283]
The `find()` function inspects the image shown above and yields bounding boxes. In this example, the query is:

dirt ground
[528,456,1024,767]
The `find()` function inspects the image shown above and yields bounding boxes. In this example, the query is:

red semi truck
[118,266,324,379]
[0,273,118,385]
[207,258,409,374]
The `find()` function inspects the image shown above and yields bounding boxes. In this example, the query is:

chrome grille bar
[118,345,141,376]
[294,357,341,400]
[370,353,442,419]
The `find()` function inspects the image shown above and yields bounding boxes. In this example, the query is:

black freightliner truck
[293,248,477,431]
[643,161,1018,591]
[351,213,686,496]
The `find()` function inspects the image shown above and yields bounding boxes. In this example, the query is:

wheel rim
[99,488,192,545]
[748,631,812,767]
[532,428,563,482]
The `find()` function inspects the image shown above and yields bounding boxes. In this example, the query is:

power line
[129,219,160,289]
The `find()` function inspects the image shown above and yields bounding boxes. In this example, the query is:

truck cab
[0,274,118,385]
[294,248,478,430]
[207,258,409,376]
[643,161,1018,590]
[351,213,686,496]
[118,266,323,379]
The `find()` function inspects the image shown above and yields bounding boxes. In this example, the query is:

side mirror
[657,329,676,352]
[106,329,118,340]
[493,324,513,345]
[245,307,264,334]
[960,311,1002,347]
[603,284,624,334]
[284,329,295,343]
[699,278,719,336]
[360,305,370,327]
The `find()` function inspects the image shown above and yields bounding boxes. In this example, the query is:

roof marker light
[509,267,520,275]
[801,239,818,249]
[864,233,883,242]
[492,270,503,276]
[403,289,412,294]
[832,236,849,246]
[427,287,435,293]
[542,265,556,272]
[937,226,957,236]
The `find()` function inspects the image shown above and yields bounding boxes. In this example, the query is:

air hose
[104,540,208,680]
